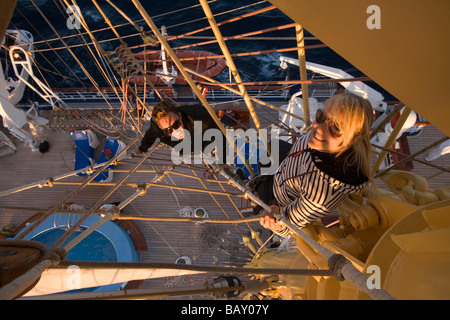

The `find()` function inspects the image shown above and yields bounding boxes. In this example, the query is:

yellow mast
[269,0,450,137]
[0,0,16,41]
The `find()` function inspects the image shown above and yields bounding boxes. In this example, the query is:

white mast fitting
[0,30,53,151]
[9,45,67,110]
[278,90,321,135]
[157,26,177,86]
[279,56,387,112]
[0,61,40,149]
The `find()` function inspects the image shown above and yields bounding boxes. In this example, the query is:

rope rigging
[2,0,430,301]
[12,0,328,134]
[27,0,268,50]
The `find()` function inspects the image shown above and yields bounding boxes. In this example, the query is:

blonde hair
[323,92,374,179]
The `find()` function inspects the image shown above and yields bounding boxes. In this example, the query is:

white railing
[55,88,289,103]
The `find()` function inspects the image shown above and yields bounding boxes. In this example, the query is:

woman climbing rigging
[256,92,374,237]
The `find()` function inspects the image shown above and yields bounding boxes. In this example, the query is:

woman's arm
[263,187,349,237]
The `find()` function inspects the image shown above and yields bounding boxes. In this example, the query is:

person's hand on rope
[203,164,229,179]
[131,149,144,158]
[259,204,283,232]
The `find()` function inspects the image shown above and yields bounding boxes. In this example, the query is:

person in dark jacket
[132,100,227,166]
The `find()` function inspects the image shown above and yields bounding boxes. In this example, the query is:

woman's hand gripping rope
[212,163,284,231]
[259,204,284,232]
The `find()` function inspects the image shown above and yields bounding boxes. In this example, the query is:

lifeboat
[131,50,227,86]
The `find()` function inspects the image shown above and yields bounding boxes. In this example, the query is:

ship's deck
[0,99,448,299]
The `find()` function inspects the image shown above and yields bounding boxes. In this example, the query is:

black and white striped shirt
[273,134,369,237]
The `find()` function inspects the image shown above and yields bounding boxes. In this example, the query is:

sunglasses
[315,109,343,138]
[161,118,182,135]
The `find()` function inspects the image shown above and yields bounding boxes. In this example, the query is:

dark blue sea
[9,0,395,100]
